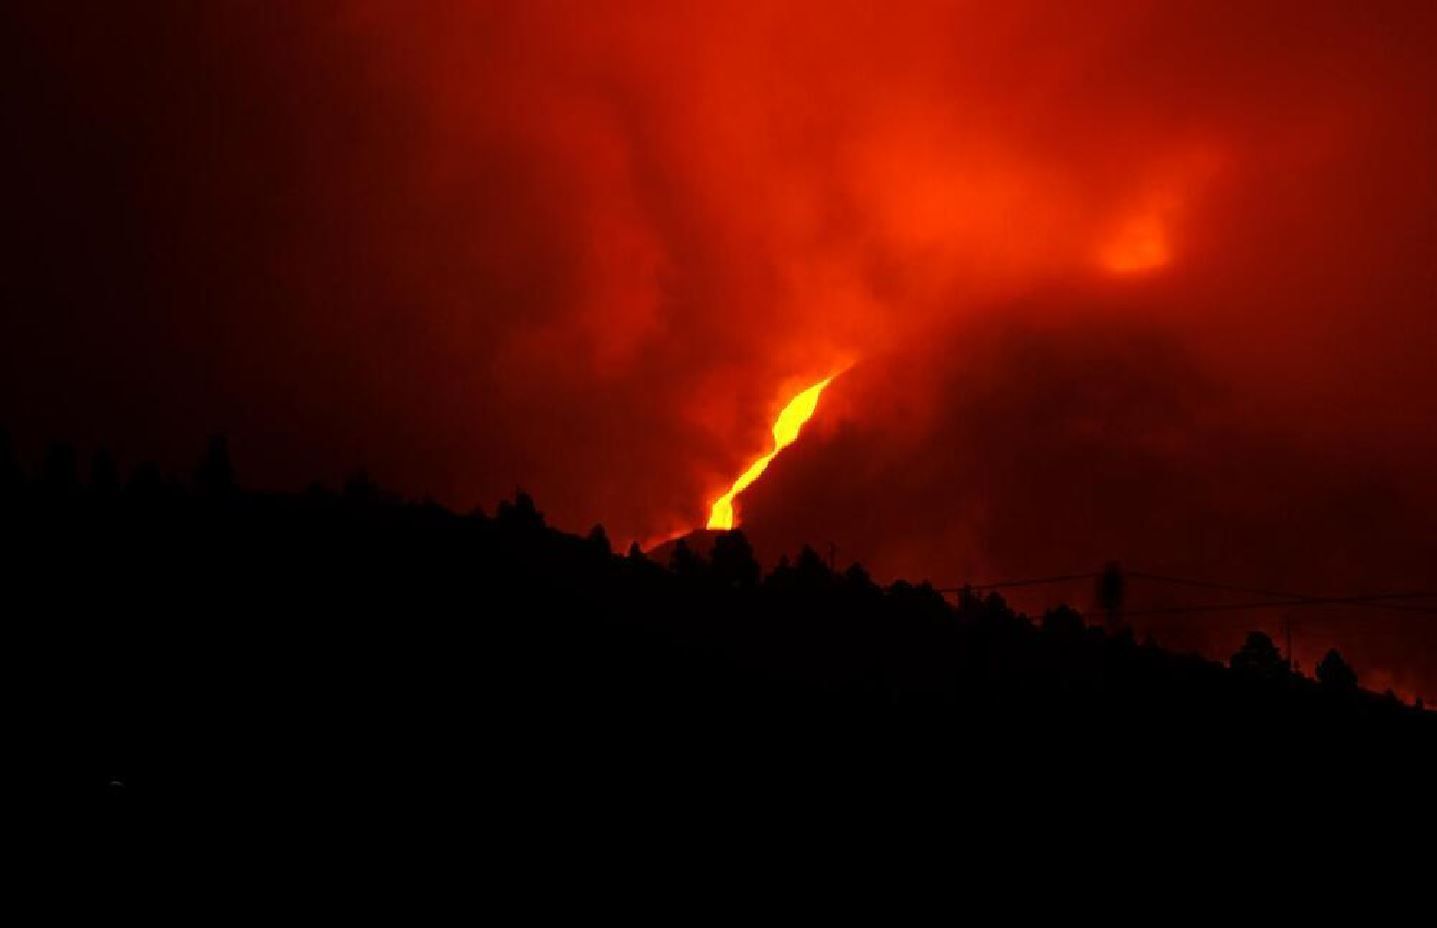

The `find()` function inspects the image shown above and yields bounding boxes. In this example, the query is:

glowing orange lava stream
[707,375,836,531]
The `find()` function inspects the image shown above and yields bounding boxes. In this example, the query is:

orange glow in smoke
[707,376,836,530]
[1100,212,1171,274]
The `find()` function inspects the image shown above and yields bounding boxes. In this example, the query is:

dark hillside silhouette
[8,435,1434,850]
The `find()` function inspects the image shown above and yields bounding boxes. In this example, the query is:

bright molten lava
[707,376,836,531]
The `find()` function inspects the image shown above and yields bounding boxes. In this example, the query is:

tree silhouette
[669,538,705,579]
[1316,649,1358,691]
[1097,561,1125,633]
[89,448,120,497]
[497,491,545,532]
[126,461,166,500]
[1042,605,1085,639]
[40,442,79,498]
[343,470,378,503]
[0,428,20,498]
[842,562,875,592]
[711,530,760,588]
[586,524,612,558]
[792,544,831,588]
[1229,631,1288,682]
[194,435,235,497]
[766,553,794,588]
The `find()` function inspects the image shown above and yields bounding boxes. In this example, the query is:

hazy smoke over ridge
[3,1,1436,696]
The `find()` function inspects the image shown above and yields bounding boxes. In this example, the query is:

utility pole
[1097,561,1125,635]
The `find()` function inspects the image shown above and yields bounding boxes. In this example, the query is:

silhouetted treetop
[669,538,704,579]
[586,524,612,558]
[712,530,760,588]
[1317,649,1359,691]
[125,461,166,499]
[1097,561,1126,633]
[497,491,545,532]
[1097,561,1125,612]
[842,562,874,592]
[0,428,20,496]
[90,449,119,497]
[1230,631,1289,682]
[194,435,235,497]
[1042,605,1085,639]
[343,470,380,503]
[41,441,79,497]
[792,544,831,588]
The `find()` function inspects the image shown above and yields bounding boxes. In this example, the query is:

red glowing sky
[3,1,1436,698]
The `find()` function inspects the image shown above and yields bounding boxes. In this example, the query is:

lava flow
[707,375,837,531]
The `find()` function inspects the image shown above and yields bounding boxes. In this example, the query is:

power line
[936,572,1100,593]
[1126,571,1437,615]
[1120,591,1437,617]
[1128,571,1318,600]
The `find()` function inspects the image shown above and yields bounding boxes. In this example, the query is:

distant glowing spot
[707,375,835,531]
[1100,213,1171,275]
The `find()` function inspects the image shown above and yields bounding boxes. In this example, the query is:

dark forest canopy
[7,433,1434,845]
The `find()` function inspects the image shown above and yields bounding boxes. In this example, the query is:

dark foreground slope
[7,441,1435,858]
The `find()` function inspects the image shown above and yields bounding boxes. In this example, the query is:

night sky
[4,2,1436,698]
